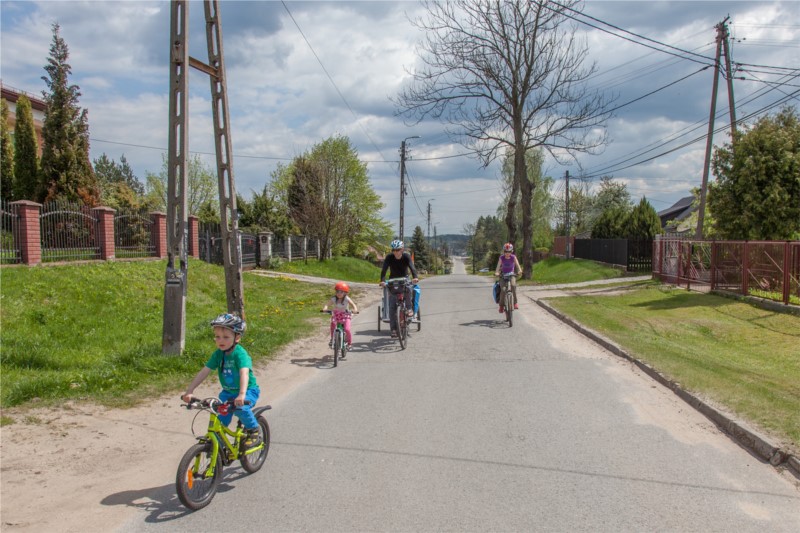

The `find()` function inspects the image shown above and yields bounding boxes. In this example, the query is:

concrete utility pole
[721,19,737,143]
[399,136,419,241]
[427,199,434,241]
[565,170,571,259]
[696,17,727,240]
[163,0,244,355]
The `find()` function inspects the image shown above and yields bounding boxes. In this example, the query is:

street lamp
[399,135,421,241]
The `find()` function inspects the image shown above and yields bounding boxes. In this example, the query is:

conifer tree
[12,95,40,201]
[623,197,662,240]
[410,225,429,270]
[39,23,99,205]
[0,99,14,200]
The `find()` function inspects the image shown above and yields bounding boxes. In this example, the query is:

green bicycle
[176,397,271,510]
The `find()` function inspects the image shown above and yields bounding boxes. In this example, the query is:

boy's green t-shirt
[205,344,259,394]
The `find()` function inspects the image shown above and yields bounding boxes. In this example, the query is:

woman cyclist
[379,240,418,337]
[494,242,523,313]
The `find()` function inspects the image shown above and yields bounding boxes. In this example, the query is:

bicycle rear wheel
[333,328,342,367]
[241,416,270,473]
[416,305,421,332]
[176,442,222,511]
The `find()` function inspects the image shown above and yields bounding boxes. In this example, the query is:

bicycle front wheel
[241,416,271,473]
[333,328,342,367]
[505,292,513,327]
[396,305,406,350]
[176,442,222,511]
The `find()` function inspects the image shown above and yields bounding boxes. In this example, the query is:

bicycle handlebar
[320,309,358,314]
[182,397,252,411]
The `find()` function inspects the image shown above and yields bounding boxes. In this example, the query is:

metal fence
[40,201,100,262]
[653,238,800,305]
[114,207,156,258]
[1,200,21,264]
[573,238,653,272]
[198,222,324,268]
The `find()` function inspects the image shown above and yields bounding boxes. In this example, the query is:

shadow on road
[100,467,251,522]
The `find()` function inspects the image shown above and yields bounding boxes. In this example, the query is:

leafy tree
[409,225,430,270]
[624,197,662,240]
[93,153,145,208]
[498,148,556,251]
[238,184,293,236]
[39,23,99,205]
[553,180,594,236]
[709,106,800,240]
[590,177,631,226]
[0,99,14,200]
[591,206,628,239]
[396,0,613,279]
[271,135,391,259]
[144,154,218,215]
[12,95,39,201]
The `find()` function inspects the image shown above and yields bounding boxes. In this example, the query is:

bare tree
[396,0,614,278]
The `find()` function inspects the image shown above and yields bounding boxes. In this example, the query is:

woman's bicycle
[384,277,416,349]
[322,309,357,367]
[176,397,271,511]
[498,272,516,327]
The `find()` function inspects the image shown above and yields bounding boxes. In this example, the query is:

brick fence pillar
[93,207,116,260]
[187,216,199,259]
[151,212,167,258]
[11,200,42,266]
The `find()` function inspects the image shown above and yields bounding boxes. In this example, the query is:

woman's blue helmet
[390,239,404,250]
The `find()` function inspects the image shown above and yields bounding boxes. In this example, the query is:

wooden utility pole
[696,18,727,240]
[163,0,244,355]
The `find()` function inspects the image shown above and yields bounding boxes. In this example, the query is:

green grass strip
[547,286,800,453]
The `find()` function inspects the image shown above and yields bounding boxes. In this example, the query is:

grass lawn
[546,285,800,453]
[529,257,628,285]
[0,258,380,409]
[269,255,381,283]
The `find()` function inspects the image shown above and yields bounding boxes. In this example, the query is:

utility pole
[565,170,571,259]
[696,18,726,240]
[163,0,244,355]
[721,18,737,143]
[399,135,420,241]
[426,199,434,241]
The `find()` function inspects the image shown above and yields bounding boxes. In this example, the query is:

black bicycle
[383,277,417,349]
[498,272,516,327]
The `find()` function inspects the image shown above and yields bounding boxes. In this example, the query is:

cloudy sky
[1,0,797,235]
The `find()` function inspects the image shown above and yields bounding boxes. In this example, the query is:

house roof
[657,196,694,218]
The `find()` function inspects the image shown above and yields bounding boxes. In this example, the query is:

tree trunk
[504,176,518,245]
[518,147,534,280]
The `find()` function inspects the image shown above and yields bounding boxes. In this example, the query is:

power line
[280,1,390,164]
[547,0,716,66]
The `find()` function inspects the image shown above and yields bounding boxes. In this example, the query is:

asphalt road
[122,259,800,532]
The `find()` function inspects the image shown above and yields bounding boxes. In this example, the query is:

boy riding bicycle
[181,313,262,449]
[379,239,419,338]
[494,242,523,313]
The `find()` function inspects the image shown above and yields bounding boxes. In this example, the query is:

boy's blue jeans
[217,388,260,430]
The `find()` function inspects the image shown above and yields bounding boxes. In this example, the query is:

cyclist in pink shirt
[494,242,523,313]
